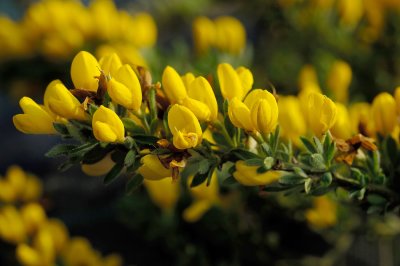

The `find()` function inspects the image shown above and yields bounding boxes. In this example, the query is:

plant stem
[213,121,236,148]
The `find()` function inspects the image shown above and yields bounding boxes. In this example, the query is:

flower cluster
[12,49,400,218]
[0,166,122,266]
[0,0,156,61]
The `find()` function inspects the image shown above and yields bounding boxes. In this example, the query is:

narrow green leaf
[82,144,113,164]
[124,150,136,167]
[222,175,238,186]
[122,118,146,135]
[300,137,317,153]
[279,174,306,185]
[367,194,387,205]
[261,143,272,156]
[69,142,98,157]
[304,178,312,194]
[45,144,77,158]
[88,104,98,116]
[231,149,259,160]
[198,159,210,174]
[293,167,307,178]
[53,123,69,135]
[313,136,323,154]
[263,184,292,192]
[244,158,264,166]
[133,135,159,145]
[103,163,124,185]
[190,172,208,187]
[126,174,144,194]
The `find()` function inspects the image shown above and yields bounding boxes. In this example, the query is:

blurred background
[1,0,400,265]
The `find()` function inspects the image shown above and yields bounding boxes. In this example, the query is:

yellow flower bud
[104,254,123,266]
[70,51,100,92]
[217,63,247,100]
[186,76,219,121]
[13,97,56,134]
[331,103,352,139]
[228,97,255,131]
[371,92,397,136]
[349,102,375,136]
[298,64,321,93]
[144,178,180,212]
[81,153,115,176]
[214,16,246,55]
[0,180,16,202]
[21,203,47,235]
[99,53,122,77]
[6,165,26,198]
[327,60,352,103]
[233,161,284,186]
[22,175,43,202]
[394,87,400,115]
[108,64,142,111]
[33,228,55,264]
[192,16,216,54]
[182,97,211,122]
[250,91,278,134]
[162,66,188,104]
[168,105,202,149]
[181,72,195,88]
[337,0,364,27]
[45,219,69,253]
[92,106,125,143]
[305,196,337,229]
[43,80,87,120]
[305,92,337,136]
[138,155,171,180]
[236,66,254,96]
[0,205,26,243]
[278,96,307,145]
[16,244,42,266]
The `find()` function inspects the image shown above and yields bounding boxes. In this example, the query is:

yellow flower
[305,92,337,136]
[192,16,216,54]
[43,80,87,120]
[349,102,375,136]
[250,91,279,134]
[81,153,115,176]
[44,219,69,253]
[162,66,188,104]
[108,64,142,111]
[92,106,125,143]
[138,155,171,180]
[337,0,364,27]
[62,237,102,266]
[217,63,253,100]
[233,161,284,186]
[305,196,337,229]
[0,205,26,244]
[228,97,255,132]
[16,244,42,266]
[214,16,246,55]
[186,76,219,121]
[278,96,307,145]
[168,105,202,149]
[70,51,101,92]
[144,178,180,212]
[13,97,56,134]
[89,0,119,41]
[181,97,211,122]
[327,60,352,103]
[331,103,352,139]
[21,203,47,235]
[126,12,157,48]
[99,53,122,77]
[298,64,321,93]
[183,172,219,223]
[371,92,397,136]
[181,72,195,88]
[394,87,400,115]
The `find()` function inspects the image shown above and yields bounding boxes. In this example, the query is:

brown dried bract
[335,134,377,165]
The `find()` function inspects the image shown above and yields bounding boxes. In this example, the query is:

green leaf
[263,157,275,169]
[88,104,98,116]
[198,159,210,174]
[66,123,86,142]
[311,186,333,196]
[244,158,264,166]
[260,143,272,156]
[320,172,333,186]
[304,178,312,194]
[309,153,326,170]
[222,175,238,186]
[217,162,235,181]
[124,150,136,167]
[279,174,306,185]
[82,144,113,164]
[313,136,323,154]
[133,135,159,145]
[231,149,259,160]
[103,163,124,185]
[256,166,269,174]
[149,118,159,134]
[122,118,146,135]
[349,188,366,200]
[45,144,77,158]
[151,148,171,155]
[126,173,144,194]
[300,137,317,153]
[53,123,69,135]
[367,194,387,205]
[69,142,98,157]
[367,205,383,215]
[263,184,292,192]
[190,172,208,187]
[293,167,308,178]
